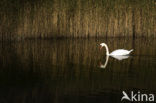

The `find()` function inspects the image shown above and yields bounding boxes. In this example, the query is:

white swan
[100,43,133,55]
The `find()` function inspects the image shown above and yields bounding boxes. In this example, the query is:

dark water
[0,38,156,103]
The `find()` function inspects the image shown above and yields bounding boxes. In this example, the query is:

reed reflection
[0,38,156,103]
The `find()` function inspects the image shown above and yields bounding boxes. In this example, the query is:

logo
[121,91,155,102]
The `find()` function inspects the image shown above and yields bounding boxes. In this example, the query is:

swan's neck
[104,44,109,55]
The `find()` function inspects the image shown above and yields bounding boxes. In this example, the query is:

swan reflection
[110,55,130,61]
[99,55,130,69]
[99,55,109,69]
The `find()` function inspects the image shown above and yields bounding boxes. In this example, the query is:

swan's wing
[110,49,130,55]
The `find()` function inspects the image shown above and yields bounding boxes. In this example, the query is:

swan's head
[100,43,106,47]
[100,43,107,49]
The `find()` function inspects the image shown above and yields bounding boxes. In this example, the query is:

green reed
[0,0,156,40]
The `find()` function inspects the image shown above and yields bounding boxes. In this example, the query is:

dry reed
[0,0,156,40]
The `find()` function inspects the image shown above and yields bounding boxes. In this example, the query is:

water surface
[0,38,156,103]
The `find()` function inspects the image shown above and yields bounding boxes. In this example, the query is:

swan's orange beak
[100,46,103,50]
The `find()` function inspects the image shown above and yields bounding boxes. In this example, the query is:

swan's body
[100,43,133,56]
[109,49,133,56]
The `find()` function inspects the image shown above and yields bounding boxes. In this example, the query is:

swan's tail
[129,49,133,53]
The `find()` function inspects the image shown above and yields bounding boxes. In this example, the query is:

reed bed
[0,0,156,40]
